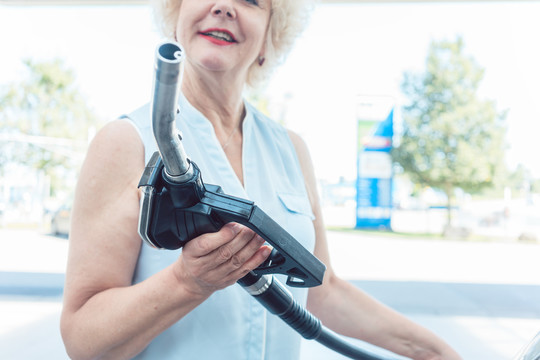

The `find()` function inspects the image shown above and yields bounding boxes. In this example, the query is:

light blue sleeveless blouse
[127,93,316,360]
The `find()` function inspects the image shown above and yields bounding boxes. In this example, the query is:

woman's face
[176,0,271,81]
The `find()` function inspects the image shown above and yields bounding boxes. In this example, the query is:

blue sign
[356,109,394,229]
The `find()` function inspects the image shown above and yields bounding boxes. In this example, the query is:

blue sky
[1,1,539,182]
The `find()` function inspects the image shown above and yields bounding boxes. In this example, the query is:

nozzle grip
[138,153,325,288]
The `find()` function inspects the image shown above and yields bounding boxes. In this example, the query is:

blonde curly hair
[150,0,316,88]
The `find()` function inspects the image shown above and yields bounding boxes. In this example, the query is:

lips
[199,28,237,45]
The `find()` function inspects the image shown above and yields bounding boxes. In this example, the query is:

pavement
[1,228,539,360]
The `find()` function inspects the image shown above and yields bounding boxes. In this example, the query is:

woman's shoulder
[121,103,151,131]
[290,128,311,156]
[245,101,285,132]
[89,118,144,164]
[245,100,311,159]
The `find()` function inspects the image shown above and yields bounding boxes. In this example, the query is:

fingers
[190,223,266,269]
[181,223,272,289]
[211,226,264,267]
[227,244,272,280]
[208,240,271,287]
[212,231,268,271]
[189,223,242,257]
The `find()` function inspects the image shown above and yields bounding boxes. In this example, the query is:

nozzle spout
[152,41,193,181]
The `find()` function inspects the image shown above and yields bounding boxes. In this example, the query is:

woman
[61,0,462,359]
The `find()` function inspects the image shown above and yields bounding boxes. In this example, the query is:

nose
[211,1,236,19]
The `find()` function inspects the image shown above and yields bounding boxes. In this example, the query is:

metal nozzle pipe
[152,41,193,181]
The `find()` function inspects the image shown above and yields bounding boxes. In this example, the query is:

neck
[181,62,246,131]
[180,62,247,183]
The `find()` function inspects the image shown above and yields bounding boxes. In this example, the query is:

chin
[189,48,228,70]
[200,58,228,71]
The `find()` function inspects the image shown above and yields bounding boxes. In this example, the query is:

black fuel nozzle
[140,42,326,286]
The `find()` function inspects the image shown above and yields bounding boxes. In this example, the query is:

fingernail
[228,223,242,235]
[262,246,272,258]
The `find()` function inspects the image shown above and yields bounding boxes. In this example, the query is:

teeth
[205,31,234,42]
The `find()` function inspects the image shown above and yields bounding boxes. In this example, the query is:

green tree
[392,37,507,229]
[0,58,101,195]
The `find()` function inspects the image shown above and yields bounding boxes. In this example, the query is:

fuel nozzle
[152,41,194,183]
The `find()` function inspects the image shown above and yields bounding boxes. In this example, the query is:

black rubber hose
[316,326,397,360]
[239,272,404,360]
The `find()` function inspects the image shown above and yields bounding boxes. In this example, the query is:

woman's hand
[174,223,272,298]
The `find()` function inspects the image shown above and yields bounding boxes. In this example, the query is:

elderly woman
[60,0,461,359]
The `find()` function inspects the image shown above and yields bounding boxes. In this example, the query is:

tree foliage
[392,37,507,226]
[0,58,101,194]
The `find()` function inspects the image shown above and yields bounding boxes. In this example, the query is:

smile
[199,28,237,44]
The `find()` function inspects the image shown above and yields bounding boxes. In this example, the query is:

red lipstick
[199,28,237,46]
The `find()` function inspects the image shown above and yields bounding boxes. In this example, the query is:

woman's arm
[61,119,270,360]
[287,130,462,360]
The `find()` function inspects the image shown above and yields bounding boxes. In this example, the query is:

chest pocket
[278,192,315,220]
[276,192,316,253]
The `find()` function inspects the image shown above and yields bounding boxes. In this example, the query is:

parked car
[50,204,71,236]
